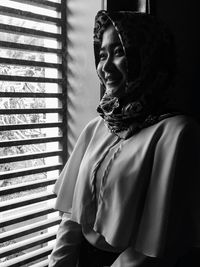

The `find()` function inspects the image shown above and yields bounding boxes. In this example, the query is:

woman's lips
[106,78,119,85]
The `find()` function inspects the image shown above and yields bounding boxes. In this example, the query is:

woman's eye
[114,47,124,56]
[99,52,107,60]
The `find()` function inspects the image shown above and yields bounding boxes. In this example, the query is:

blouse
[53,114,200,265]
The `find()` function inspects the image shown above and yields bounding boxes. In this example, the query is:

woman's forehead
[101,25,122,49]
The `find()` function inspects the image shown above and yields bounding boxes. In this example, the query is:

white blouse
[53,115,200,265]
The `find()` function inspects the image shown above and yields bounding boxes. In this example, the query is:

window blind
[0,0,66,266]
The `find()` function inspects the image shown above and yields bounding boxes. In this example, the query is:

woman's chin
[105,88,116,96]
[105,86,124,97]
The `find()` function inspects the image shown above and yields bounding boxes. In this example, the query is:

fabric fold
[53,115,200,257]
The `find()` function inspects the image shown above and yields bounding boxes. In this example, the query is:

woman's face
[97,25,127,97]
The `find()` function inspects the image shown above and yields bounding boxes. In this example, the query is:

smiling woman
[48,9,200,267]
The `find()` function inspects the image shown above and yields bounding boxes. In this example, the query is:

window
[0,0,67,265]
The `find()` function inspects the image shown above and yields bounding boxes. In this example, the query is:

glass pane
[0,0,61,18]
[0,155,60,174]
[0,48,61,64]
[0,97,60,109]
[48,0,61,3]
[0,82,62,93]
[0,127,60,142]
[0,65,60,79]
[0,15,61,34]
[0,32,61,49]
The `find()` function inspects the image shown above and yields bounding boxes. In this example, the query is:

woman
[49,10,200,267]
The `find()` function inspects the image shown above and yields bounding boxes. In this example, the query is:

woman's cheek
[117,57,126,69]
[118,58,127,78]
[97,63,105,82]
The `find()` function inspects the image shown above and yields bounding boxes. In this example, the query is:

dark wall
[107,0,139,11]
[155,0,200,117]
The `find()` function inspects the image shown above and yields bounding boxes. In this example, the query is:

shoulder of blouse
[80,116,104,137]
[152,114,200,157]
[149,114,200,137]
[72,116,105,148]
[162,114,200,137]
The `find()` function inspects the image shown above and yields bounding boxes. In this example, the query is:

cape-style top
[54,115,200,258]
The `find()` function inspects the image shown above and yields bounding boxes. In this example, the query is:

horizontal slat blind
[0,0,66,266]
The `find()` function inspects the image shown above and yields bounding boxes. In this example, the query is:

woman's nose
[102,56,114,73]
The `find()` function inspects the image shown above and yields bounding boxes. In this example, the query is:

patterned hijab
[94,10,177,139]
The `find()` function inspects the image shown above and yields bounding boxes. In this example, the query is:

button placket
[90,137,121,210]
[97,141,124,208]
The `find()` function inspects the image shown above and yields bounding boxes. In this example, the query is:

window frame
[0,0,67,266]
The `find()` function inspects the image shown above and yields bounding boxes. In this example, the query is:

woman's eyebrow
[100,42,122,51]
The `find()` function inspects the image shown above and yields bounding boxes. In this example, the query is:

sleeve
[166,118,200,253]
[160,119,200,256]
[48,213,83,267]
[135,117,200,258]
[53,117,99,213]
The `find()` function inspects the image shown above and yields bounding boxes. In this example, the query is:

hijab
[94,10,177,139]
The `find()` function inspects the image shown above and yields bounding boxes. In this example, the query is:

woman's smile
[97,24,127,97]
[105,75,122,85]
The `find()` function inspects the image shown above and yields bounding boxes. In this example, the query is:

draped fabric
[54,115,200,258]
